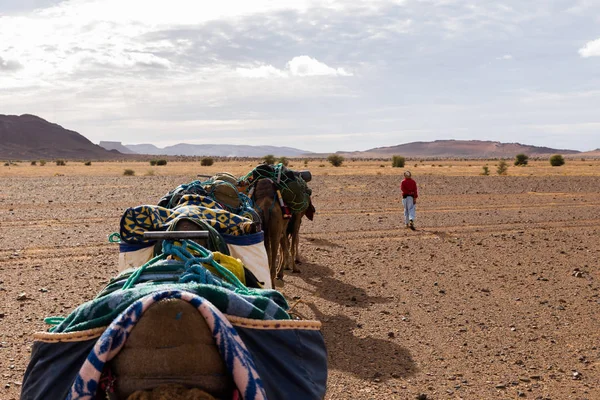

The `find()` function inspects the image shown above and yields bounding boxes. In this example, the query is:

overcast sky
[1,0,600,152]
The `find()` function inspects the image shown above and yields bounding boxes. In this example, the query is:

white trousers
[402,196,416,224]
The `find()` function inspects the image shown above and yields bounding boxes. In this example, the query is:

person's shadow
[307,303,417,381]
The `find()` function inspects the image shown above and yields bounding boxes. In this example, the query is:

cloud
[0,56,23,71]
[236,65,288,78]
[237,56,352,78]
[579,38,600,57]
[497,54,513,60]
[287,56,352,77]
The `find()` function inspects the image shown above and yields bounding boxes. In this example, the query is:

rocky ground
[1,172,599,399]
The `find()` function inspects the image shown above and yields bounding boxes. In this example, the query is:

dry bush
[327,154,344,167]
[200,157,214,166]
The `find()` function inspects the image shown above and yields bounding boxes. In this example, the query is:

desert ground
[1,159,600,400]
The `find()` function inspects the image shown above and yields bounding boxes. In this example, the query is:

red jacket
[400,178,418,199]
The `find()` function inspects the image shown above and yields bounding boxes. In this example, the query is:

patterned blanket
[120,195,256,244]
[50,268,290,333]
[67,290,267,400]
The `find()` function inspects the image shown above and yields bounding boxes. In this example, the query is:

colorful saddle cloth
[120,195,256,244]
[23,241,327,400]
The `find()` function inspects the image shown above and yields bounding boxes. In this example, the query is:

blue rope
[121,240,247,292]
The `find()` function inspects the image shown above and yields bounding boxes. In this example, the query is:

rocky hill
[0,114,125,160]
[339,140,581,158]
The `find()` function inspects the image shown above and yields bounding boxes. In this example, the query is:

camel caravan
[21,163,326,400]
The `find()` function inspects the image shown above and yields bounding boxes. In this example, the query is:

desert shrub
[549,154,565,167]
[514,153,529,166]
[156,159,168,166]
[30,160,37,165]
[123,169,135,176]
[144,169,155,176]
[414,164,418,167]
[481,166,490,175]
[55,159,66,166]
[304,160,309,167]
[497,160,508,175]
[84,161,92,166]
[392,156,405,168]
[200,157,214,166]
[262,154,276,165]
[3,162,8,166]
[327,154,344,167]
[278,156,289,166]
[150,160,158,166]
[39,160,46,166]
[379,164,385,168]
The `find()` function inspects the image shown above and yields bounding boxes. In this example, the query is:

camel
[282,199,315,273]
[252,179,292,286]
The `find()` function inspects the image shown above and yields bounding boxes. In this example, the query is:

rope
[121,240,247,292]
[239,163,310,213]
[287,299,309,320]
[44,316,66,331]
[108,233,121,243]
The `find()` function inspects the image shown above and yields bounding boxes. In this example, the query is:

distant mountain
[339,140,581,158]
[124,143,162,155]
[0,114,125,160]
[99,141,138,154]
[580,149,600,157]
[124,143,312,157]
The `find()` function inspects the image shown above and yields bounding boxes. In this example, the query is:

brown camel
[283,199,315,273]
[252,179,292,286]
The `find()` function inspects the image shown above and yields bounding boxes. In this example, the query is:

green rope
[240,163,310,213]
[44,316,66,332]
[122,252,168,290]
[121,240,247,292]
[108,232,121,243]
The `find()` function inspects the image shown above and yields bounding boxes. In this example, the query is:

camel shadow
[308,303,417,381]
[291,261,390,308]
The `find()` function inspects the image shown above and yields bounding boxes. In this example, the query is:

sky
[1,0,600,153]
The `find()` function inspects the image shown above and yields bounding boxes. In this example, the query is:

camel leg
[278,230,292,279]
[290,213,302,273]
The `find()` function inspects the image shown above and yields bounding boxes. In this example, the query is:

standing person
[400,171,418,230]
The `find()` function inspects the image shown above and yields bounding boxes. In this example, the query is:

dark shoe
[409,220,415,230]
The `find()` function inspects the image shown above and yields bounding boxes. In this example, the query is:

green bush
[30,160,37,165]
[123,169,135,176]
[549,154,565,167]
[55,159,66,166]
[156,159,168,166]
[278,156,289,166]
[262,154,276,165]
[200,157,214,166]
[392,155,405,168]
[496,160,508,175]
[150,160,158,166]
[303,160,309,167]
[514,154,529,166]
[327,154,344,167]
[84,161,92,166]
[481,166,490,176]
[39,160,46,166]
